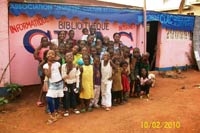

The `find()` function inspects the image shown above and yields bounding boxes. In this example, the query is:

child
[51,30,67,47]
[81,28,89,41]
[121,60,130,102]
[113,32,124,53]
[141,52,150,72]
[90,55,101,108]
[57,44,66,65]
[130,47,141,97]
[102,36,110,52]
[33,36,50,106]
[101,52,114,111]
[61,52,80,117]
[43,50,64,124]
[66,30,77,46]
[140,68,153,99]
[72,45,82,65]
[36,50,49,107]
[79,54,94,112]
[111,59,123,105]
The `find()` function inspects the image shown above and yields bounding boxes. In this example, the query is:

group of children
[33,26,154,124]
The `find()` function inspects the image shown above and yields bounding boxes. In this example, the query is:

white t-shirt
[101,60,112,83]
[43,62,62,83]
[61,64,80,87]
[51,39,59,46]
[81,35,88,41]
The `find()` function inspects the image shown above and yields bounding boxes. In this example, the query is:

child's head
[123,47,131,58]
[120,60,128,70]
[90,46,97,57]
[58,45,66,55]
[132,47,140,58]
[103,36,110,44]
[141,68,148,77]
[81,46,88,55]
[113,58,120,66]
[87,34,94,45]
[82,28,89,35]
[113,49,121,60]
[58,30,67,41]
[46,50,56,61]
[78,40,86,49]
[93,55,100,66]
[108,41,114,49]
[72,45,80,55]
[96,44,102,55]
[50,44,59,53]
[89,24,96,35]
[102,52,110,61]
[113,32,121,43]
[82,54,90,65]
[65,52,74,63]
[107,47,114,58]
[68,30,75,39]
[65,43,72,53]
[41,37,49,47]
[142,52,150,63]
[96,39,102,46]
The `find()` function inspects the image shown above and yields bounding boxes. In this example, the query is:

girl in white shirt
[43,50,64,124]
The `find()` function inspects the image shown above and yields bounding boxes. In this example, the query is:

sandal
[55,112,62,119]
[46,115,57,125]
[37,101,44,107]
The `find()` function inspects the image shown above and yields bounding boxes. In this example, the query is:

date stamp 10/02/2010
[141,121,181,129]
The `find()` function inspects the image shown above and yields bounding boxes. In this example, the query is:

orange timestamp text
[141,121,181,129]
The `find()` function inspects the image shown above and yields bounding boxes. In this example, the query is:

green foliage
[0,97,8,106]
[4,83,22,101]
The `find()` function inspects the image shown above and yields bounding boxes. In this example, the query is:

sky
[97,0,188,11]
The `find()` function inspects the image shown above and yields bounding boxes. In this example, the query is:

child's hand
[74,88,79,94]
[48,61,52,67]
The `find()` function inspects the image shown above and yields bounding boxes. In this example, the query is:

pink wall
[7,13,194,85]
[157,28,193,69]
[0,1,9,86]
[136,22,193,70]
[9,14,137,85]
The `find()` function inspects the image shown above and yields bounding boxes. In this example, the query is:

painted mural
[9,14,137,85]
[7,2,195,85]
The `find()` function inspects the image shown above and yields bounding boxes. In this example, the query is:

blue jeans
[46,97,59,113]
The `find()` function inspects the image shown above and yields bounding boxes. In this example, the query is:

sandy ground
[0,69,200,133]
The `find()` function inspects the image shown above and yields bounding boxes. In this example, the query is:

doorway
[146,21,159,70]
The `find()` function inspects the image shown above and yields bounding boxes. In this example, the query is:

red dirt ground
[0,69,200,133]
